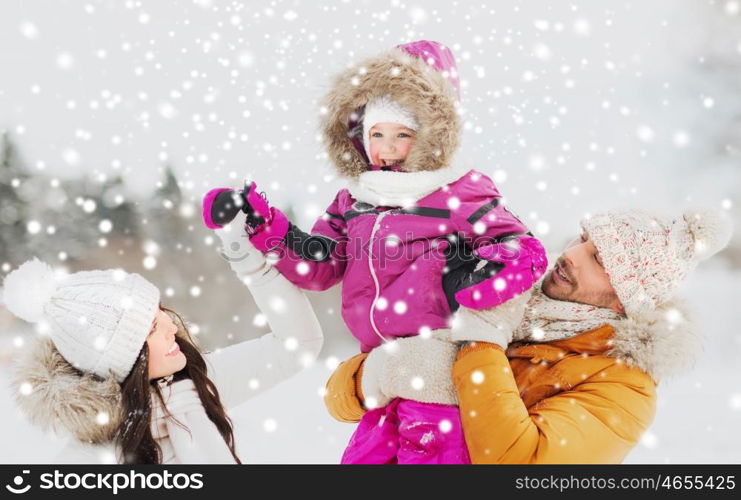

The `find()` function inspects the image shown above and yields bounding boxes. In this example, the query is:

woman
[6,213,323,463]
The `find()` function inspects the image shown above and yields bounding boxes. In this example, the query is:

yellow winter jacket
[324,325,659,464]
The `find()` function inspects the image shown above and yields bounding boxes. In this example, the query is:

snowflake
[535,221,550,235]
[283,337,298,351]
[19,22,39,39]
[573,18,591,36]
[26,221,41,235]
[641,431,659,449]
[672,130,690,147]
[263,419,277,433]
[56,52,74,70]
[325,356,339,370]
[729,393,741,410]
[19,382,33,396]
[252,313,267,327]
[269,296,287,313]
[393,300,407,314]
[636,125,655,143]
[470,370,485,384]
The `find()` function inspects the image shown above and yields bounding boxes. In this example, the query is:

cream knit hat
[581,208,733,317]
[2,259,160,382]
[362,94,419,164]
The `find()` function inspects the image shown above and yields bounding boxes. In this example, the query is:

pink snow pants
[341,398,471,464]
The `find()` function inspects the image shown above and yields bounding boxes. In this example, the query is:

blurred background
[0,0,739,463]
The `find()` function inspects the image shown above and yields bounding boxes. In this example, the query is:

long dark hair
[117,305,241,464]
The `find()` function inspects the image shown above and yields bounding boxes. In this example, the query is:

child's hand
[454,236,547,310]
[450,291,532,349]
[202,181,272,233]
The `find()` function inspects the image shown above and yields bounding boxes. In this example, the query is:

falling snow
[0,0,738,465]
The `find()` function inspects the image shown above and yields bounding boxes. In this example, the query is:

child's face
[368,123,416,167]
[146,308,187,380]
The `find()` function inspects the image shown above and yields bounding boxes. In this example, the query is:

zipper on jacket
[368,211,390,345]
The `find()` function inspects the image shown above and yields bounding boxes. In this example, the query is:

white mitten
[361,330,459,408]
[451,290,532,349]
[214,214,270,279]
[359,343,393,410]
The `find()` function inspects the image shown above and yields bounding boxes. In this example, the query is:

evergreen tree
[0,132,31,266]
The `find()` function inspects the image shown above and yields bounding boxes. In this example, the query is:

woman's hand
[213,214,268,277]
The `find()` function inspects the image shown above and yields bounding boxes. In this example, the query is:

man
[324,208,732,463]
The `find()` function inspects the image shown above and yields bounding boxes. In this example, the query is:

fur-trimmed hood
[11,338,123,444]
[320,40,461,179]
[605,296,703,383]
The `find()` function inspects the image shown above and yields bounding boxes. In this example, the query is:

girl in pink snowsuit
[203,40,547,463]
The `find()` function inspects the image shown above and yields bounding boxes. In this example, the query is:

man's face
[541,231,625,314]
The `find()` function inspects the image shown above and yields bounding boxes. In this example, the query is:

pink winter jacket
[249,40,547,352]
[251,169,546,352]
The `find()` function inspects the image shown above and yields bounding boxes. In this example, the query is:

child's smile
[369,122,416,168]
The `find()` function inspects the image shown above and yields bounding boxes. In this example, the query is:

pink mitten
[454,235,547,309]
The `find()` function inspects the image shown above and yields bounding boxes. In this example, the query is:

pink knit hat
[397,40,461,99]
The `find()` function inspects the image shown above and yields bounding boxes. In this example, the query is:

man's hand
[451,291,531,349]
[361,331,459,408]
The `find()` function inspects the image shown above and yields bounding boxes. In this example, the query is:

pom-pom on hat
[581,208,733,317]
[2,258,160,382]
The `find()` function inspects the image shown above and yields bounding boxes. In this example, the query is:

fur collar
[347,166,466,207]
[472,294,702,384]
[605,297,703,383]
[12,338,123,444]
[320,47,460,179]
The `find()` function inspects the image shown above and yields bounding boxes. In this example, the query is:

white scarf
[513,282,623,343]
[150,377,237,464]
[346,166,465,207]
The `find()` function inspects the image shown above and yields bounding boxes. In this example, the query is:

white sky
[0,0,737,247]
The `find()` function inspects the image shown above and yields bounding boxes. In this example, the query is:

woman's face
[146,308,187,380]
[368,123,416,167]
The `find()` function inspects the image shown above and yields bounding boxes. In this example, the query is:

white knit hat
[2,259,160,382]
[362,94,419,164]
[581,208,733,317]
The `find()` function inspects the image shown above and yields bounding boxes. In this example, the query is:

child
[203,40,548,463]
[5,214,323,464]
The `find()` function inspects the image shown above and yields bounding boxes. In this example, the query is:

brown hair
[116,305,241,464]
